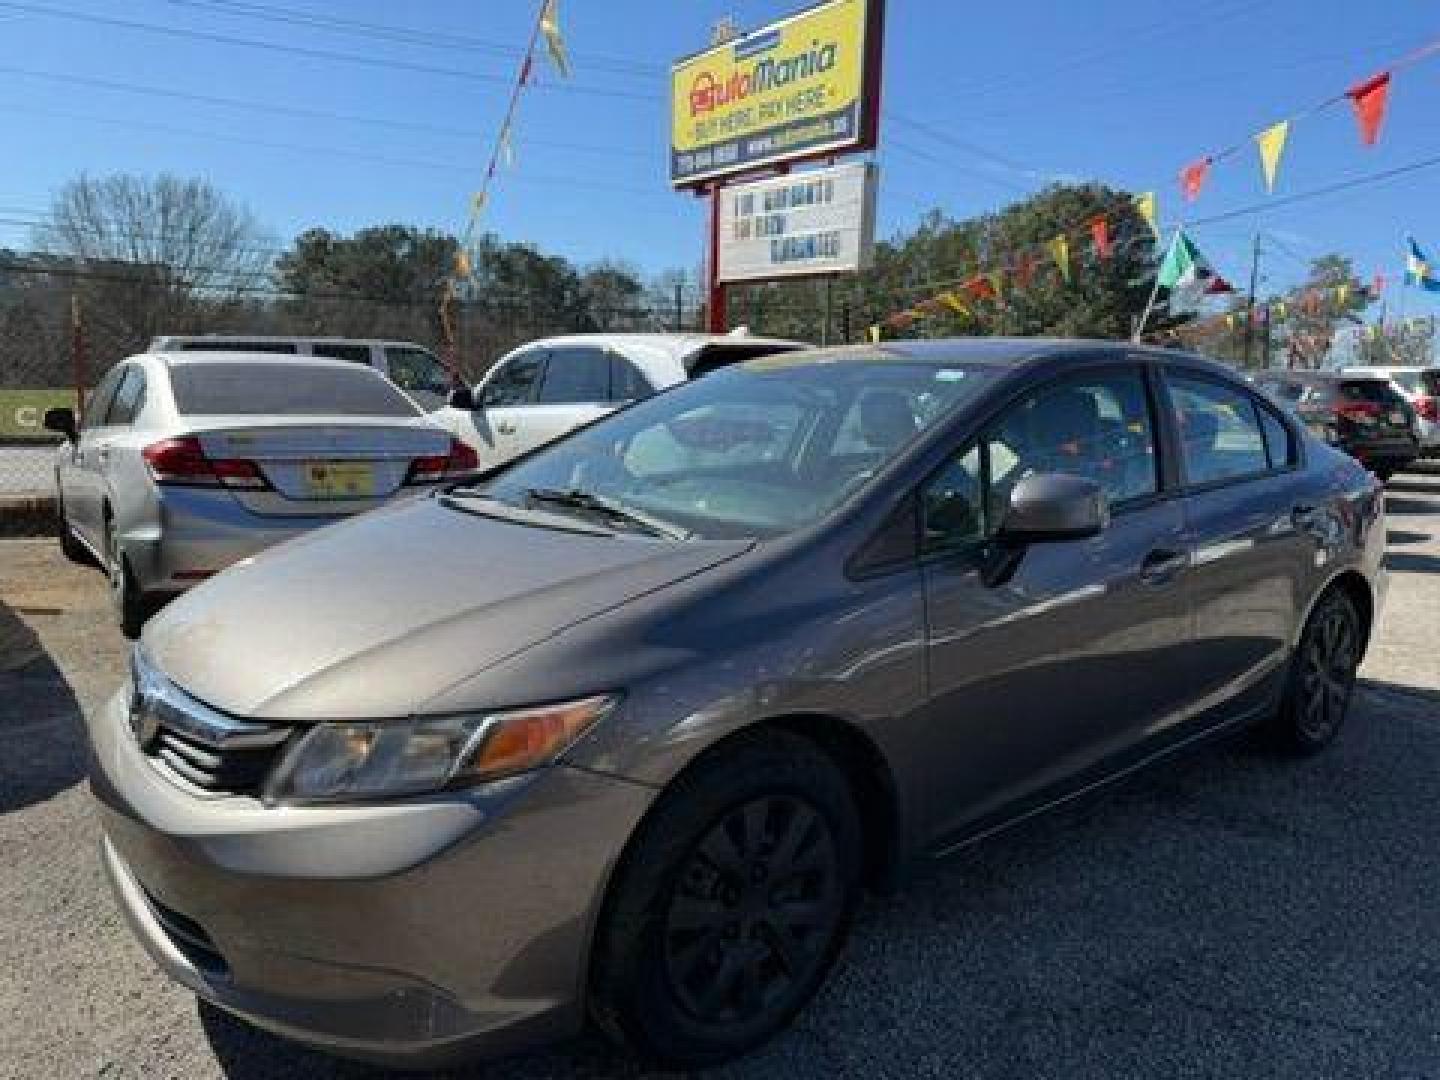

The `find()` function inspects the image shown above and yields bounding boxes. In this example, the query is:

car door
[1160,366,1318,720]
[94,365,147,537]
[918,362,1193,846]
[66,365,126,549]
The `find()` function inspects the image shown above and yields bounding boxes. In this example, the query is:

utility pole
[1242,232,1261,368]
[674,275,684,332]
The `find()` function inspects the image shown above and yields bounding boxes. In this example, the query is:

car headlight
[265,694,618,804]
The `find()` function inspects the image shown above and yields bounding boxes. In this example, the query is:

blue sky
[2,0,1438,320]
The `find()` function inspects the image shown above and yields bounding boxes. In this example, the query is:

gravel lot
[2,470,1438,1080]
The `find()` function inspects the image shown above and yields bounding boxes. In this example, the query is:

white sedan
[433,332,804,468]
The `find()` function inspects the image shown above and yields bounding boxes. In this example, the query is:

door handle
[1140,547,1187,585]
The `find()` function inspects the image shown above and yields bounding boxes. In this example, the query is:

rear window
[170,363,420,417]
[1339,379,1405,407]
[688,343,801,379]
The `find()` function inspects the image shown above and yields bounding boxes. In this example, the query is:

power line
[155,0,664,79]
[0,0,660,104]
[0,64,655,159]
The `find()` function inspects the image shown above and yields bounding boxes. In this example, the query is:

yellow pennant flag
[1255,120,1290,193]
[540,0,571,77]
[939,291,968,316]
[1225,313,1235,330]
[1049,235,1071,282]
[868,324,881,343]
[1336,282,1350,305]
[1133,192,1159,239]
[454,248,472,278]
[987,270,1005,301]
[470,190,487,217]
[1273,300,1286,319]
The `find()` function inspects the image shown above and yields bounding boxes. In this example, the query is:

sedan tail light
[142,437,268,490]
[405,438,481,485]
[1416,395,1438,422]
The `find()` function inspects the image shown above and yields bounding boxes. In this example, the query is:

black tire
[56,495,90,565]
[590,730,861,1069]
[106,522,150,640]
[1266,588,1361,754]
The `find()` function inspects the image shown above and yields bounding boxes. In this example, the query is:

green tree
[1271,254,1369,369]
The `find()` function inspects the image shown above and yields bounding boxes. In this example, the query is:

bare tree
[35,173,273,358]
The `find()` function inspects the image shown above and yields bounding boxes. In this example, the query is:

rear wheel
[106,522,150,639]
[1266,588,1361,753]
[590,731,861,1069]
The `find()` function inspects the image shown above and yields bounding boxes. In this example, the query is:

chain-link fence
[0,284,76,497]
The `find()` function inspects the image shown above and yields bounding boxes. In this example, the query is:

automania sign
[670,0,879,187]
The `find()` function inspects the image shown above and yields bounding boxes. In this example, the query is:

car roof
[149,335,430,348]
[743,337,1233,373]
[523,332,806,357]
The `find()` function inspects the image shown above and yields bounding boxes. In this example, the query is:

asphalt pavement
[1,470,1438,1080]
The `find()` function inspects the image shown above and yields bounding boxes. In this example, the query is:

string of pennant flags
[869,33,1440,342]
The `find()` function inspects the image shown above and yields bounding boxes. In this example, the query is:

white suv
[148,336,453,409]
[1343,364,1440,456]
[433,332,804,469]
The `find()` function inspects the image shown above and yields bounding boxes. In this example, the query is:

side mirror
[998,473,1108,544]
[43,406,77,440]
[448,384,476,410]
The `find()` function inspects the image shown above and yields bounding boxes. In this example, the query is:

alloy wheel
[1297,600,1358,743]
[662,795,844,1027]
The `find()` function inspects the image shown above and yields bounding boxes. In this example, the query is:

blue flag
[1406,237,1440,292]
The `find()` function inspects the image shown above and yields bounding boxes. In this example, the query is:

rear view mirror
[43,406,77,440]
[448,384,476,410]
[999,473,1108,543]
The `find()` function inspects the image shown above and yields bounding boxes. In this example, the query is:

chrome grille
[128,650,291,798]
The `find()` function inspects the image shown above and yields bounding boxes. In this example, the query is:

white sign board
[717,161,876,283]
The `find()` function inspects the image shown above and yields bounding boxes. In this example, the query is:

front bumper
[87,689,655,1068]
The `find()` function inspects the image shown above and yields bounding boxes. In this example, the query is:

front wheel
[1266,588,1361,753]
[589,730,861,1069]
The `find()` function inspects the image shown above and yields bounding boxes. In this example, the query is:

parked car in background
[148,335,454,409]
[1342,364,1440,458]
[1253,370,1419,481]
[44,352,475,636]
[432,331,805,469]
[91,341,1384,1070]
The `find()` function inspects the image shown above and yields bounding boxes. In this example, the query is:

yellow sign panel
[671,0,875,187]
[304,460,375,500]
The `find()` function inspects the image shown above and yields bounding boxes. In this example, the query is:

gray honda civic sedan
[88,340,1385,1070]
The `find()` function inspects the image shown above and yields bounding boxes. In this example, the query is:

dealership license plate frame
[303,460,375,500]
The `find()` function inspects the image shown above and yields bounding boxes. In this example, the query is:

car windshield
[474,356,999,540]
[170,362,420,417]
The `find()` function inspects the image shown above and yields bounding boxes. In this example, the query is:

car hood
[143,496,751,719]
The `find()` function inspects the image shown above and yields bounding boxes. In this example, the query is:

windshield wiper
[524,487,691,541]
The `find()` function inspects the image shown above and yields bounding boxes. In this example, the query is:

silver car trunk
[191,417,449,516]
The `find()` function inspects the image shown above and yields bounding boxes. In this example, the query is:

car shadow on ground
[200,676,1440,1080]
[0,598,87,813]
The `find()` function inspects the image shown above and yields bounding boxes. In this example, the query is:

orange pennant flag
[1090,215,1112,259]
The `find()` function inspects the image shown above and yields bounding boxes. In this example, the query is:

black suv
[1254,371,1419,481]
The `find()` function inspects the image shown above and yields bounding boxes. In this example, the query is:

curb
[0,495,58,538]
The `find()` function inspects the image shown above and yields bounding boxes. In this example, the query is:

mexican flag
[1157,230,1224,307]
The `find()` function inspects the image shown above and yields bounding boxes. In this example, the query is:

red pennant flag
[1204,275,1235,296]
[1347,72,1391,147]
[1180,157,1212,202]
[964,274,997,301]
[1089,215,1112,260]
[520,53,534,86]
[1372,272,1387,295]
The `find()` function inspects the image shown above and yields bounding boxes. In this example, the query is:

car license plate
[303,461,374,500]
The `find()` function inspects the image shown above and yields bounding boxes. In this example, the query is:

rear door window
[384,347,450,397]
[1339,379,1405,408]
[537,348,610,404]
[83,366,125,430]
[170,363,420,417]
[178,340,299,354]
[608,353,653,401]
[1167,374,1270,485]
